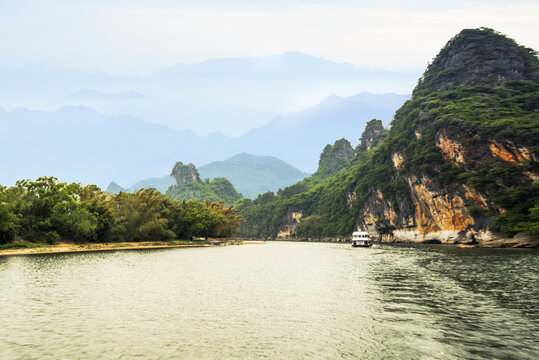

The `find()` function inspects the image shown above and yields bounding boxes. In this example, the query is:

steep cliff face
[276,209,304,238]
[358,176,498,244]
[170,162,201,185]
[353,28,539,245]
[239,28,538,247]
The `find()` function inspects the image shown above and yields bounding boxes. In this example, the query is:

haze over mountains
[1,52,416,189]
[0,91,408,188]
[0,52,418,136]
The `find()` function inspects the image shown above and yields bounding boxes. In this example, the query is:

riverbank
[270,235,538,248]
[0,240,246,257]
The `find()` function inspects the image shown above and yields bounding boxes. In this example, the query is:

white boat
[352,231,372,247]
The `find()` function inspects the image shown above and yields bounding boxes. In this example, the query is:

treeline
[0,177,243,246]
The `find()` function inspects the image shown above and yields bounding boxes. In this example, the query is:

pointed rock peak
[414,27,539,96]
[358,119,388,152]
[317,138,355,176]
[106,181,124,195]
[171,161,201,185]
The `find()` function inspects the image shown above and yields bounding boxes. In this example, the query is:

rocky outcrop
[357,119,388,152]
[489,141,533,164]
[106,181,125,195]
[436,132,466,167]
[414,27,539,96]
[171,162,201,185]
[357,175,500,244]
[316,139,355,176]
[277,209,304,238]
[167,162,242,204]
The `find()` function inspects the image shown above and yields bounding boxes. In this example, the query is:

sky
[1,0,538,75]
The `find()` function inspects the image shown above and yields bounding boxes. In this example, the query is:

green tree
[110,188,172,242]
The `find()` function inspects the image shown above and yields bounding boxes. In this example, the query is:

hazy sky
[1,0,538,75]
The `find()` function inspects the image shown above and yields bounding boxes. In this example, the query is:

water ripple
[0,242,537,359]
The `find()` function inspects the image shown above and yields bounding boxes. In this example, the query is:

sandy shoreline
[0,241,249,257]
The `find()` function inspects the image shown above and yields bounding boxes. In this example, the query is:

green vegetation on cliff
[316,139,355,177]
[238,28,539,239]
[166,161,242,204]
[0,177,243,247]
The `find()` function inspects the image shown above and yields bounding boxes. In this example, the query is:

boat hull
[352,242,372,247]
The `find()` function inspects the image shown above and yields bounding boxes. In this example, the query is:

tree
[0,203,17,245]
[110,189,172,242]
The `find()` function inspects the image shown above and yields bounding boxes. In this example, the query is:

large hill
[166,162,242,204]
[199,153,309,199]
[238,28,539,247]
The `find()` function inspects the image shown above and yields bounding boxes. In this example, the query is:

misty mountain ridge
[0,91,408,187]
[0,52,419,135]
[155,52,414,79]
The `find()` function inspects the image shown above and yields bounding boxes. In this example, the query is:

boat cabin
[351,231,372,247]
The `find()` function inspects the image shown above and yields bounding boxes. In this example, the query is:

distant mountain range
[0,52,419,135]
[0,91,408,187]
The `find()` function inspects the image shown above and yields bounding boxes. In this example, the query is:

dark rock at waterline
[422,239,442,244]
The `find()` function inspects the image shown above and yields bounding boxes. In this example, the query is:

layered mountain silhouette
[0,92,407,187]
[0,53,418,135]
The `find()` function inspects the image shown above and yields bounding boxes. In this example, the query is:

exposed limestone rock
[277,209,304,238]
[357,175,499,244]
[479,232,539,248]
[406,175,473,237]
[392,153,404,170]
[170,162,201,185]
[524,171,539,182]
[436,132,466,167]
[489,141,532,164]
[461,184,490,210]
[346,191,357,208]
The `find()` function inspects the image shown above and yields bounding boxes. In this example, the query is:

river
[0,242,537,359]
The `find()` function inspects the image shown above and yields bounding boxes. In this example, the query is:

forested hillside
[238,28,539,246]
[166,162,242,204]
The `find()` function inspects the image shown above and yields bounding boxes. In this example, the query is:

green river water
[0,242,537,359]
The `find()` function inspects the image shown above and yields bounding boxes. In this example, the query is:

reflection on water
[0,242,537,359]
